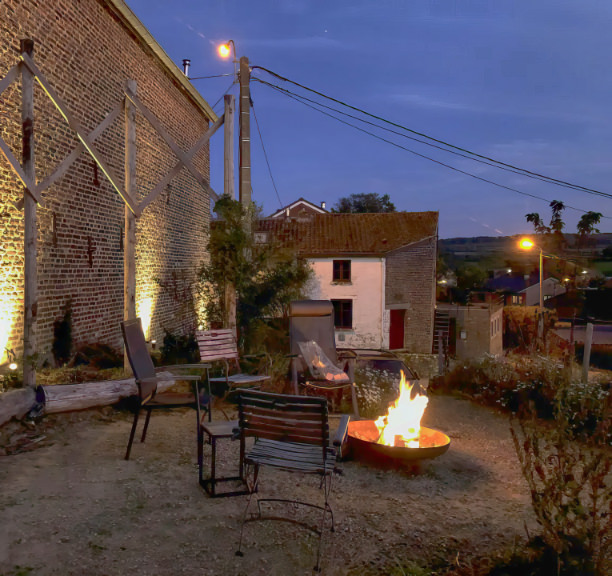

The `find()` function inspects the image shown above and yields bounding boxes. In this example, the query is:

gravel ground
[0,394,536,576]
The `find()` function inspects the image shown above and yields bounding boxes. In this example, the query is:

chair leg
[140,407,152,442]
[236,464,259,557]
[197,425,204,483]
[350,383,360,419]
[314,474,334,573]
[125,408,140,461]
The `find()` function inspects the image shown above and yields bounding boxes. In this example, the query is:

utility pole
[223,94,237,334]
[224,94,235,200]
[238,56,251,206]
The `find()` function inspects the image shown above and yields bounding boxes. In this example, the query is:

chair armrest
[333,414,350,448]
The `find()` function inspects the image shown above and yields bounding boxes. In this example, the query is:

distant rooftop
[257,211,438,256]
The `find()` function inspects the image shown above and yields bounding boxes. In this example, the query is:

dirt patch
[0,395,536,575]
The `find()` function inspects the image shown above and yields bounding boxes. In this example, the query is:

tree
[525,200,566,252]
[332,193,396,213]
[576,211,602,250]
[526,212,549,235]
[197,196,312,350]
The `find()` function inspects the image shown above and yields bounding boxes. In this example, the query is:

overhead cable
[254,78,610,219]
[252,66,612,202]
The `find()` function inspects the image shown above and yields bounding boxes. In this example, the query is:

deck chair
[235,389,349,573]
[196,328,270,399]
[121,318,211,461]
[289,300,360,417]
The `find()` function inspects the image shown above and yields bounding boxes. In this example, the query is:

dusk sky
[125,0,612,239]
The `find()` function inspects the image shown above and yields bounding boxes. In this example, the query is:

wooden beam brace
[138,113,224,211]
[38,100,122,194]
[0,63,19,96]
[20,52,140,216]
[0,135,43,204]
[13,100,124,211]
[125,88,208,187]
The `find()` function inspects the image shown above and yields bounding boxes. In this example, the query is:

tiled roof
[257,211,438,255]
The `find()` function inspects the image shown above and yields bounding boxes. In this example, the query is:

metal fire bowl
[347,420,451,463]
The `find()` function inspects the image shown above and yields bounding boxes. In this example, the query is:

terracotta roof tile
[257,211,438,255]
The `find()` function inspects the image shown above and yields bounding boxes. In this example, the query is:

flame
[375,370,428,448]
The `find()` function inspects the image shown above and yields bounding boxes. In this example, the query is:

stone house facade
[0,0,216,365]
[258,211,438,353]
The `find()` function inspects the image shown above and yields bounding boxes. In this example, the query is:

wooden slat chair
[289,300,360,417]
[235,389,349,573]
[121,318,211,461]
[195,329,270,399]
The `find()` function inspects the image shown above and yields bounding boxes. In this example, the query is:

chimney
[182,59,191,77]
[321,201,326,209]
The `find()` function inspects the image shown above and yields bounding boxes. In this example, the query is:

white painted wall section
[306,257,385,349]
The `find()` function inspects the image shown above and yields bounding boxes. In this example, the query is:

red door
[389,309,405,350]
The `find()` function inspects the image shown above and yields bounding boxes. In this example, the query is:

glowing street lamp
[217,40,238,78]
[519,238,544,308]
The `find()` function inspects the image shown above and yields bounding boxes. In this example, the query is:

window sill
[331,281,352,286]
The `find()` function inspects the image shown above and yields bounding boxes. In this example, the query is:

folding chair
[195,328,270,399]
[289,300,360,417]
[121,318,210,460]
[235,389,349,572]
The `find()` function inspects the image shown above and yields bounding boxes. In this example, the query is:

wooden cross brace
[124,86,223,211]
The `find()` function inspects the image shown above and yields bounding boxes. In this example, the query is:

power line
[211,80,237,113]
[251,98,284,209]
[252,66,612,202]
[254,77,611,199]
[254,78,611,219]
[189,73,234,80]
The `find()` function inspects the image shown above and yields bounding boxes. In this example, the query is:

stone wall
[385,237,437,354]
[0,0,212,364]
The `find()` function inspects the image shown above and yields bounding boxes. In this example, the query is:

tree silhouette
[333,193,396,213]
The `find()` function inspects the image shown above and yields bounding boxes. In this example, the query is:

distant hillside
[438,233,612,273]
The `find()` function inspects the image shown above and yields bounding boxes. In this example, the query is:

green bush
[510,381,611,575]
[159,330,199,365]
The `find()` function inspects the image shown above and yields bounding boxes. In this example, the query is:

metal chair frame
[121,318,210,460]
[234,389,349,572]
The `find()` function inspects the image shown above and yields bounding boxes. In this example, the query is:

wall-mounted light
[5,348,17,371]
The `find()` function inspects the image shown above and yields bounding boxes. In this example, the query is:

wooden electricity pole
[223,94,237,333]
[224,94,235,200]
[238,56,251,207]
[21,39,37,388]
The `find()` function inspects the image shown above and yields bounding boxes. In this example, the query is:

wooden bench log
[0,371,180,427]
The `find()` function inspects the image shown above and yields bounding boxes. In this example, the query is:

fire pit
[347,371,450,468]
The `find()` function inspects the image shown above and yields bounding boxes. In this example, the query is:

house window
[511,295,521,305]
[332,259,351,283]
[332,299,353,329]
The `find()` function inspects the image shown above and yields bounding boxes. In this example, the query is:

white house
[258,211,439,353]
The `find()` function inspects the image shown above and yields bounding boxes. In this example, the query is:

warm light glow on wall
[137,296,154,340]
[0,294,19,364]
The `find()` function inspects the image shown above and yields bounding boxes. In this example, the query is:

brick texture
[0,0,212,364]
[385,238,437,354]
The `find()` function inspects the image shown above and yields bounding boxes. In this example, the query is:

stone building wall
[0,0,213,364]
[385,237,437,354]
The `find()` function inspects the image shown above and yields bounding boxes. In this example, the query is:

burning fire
[375,370,429,448]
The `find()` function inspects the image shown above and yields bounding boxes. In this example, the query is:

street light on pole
[519,238,543,308]
[218,40,251,206]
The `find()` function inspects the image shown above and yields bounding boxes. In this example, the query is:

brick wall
[0,0,212,364]
[385,237,437,353]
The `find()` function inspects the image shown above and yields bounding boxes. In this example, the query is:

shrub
[159,330,199,365]
[510,383,612,575]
